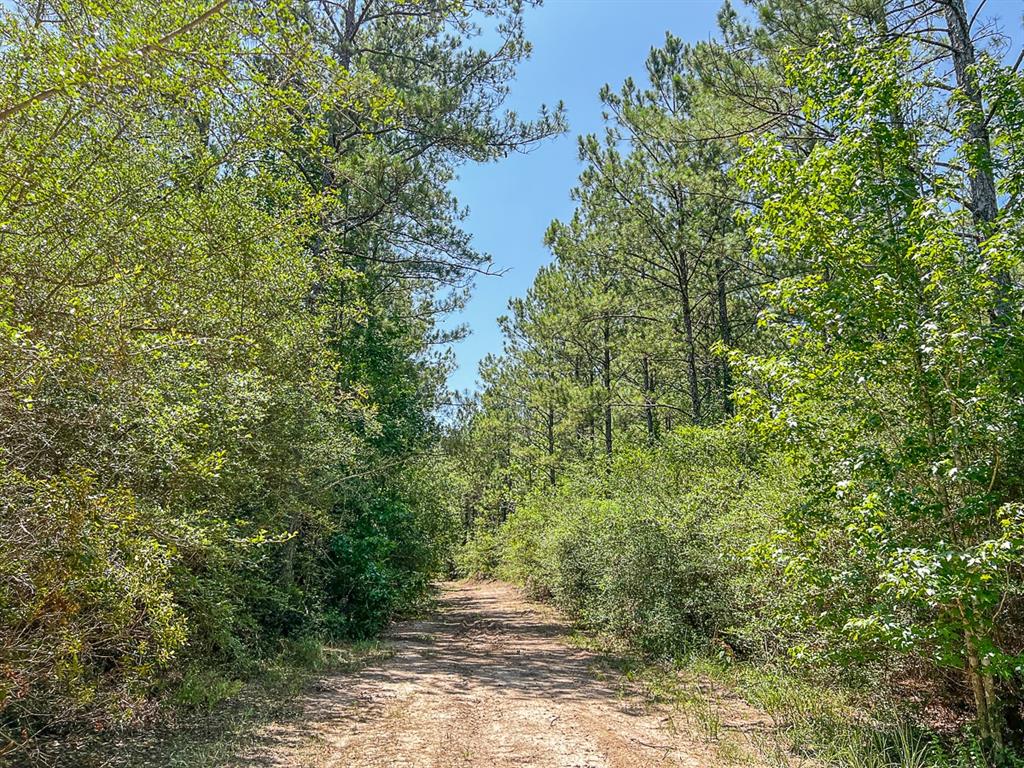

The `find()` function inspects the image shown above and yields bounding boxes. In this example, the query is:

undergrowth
[569,628,997,768]
[9,639,393,768]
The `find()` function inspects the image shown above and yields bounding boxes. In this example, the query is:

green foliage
[461,426,800,657]
[325,491,439,639]
[0,469,186,723]
[735,32,1024,750]
[0,0,557,757]
[451,3,1024,759]
[171,669,244,715]
[456,520,505,580]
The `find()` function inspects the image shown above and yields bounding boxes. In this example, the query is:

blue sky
[445,0,726,394]
[444,0,1024,395]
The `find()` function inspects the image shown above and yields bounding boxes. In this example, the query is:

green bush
[470,425,802,658]
[456,520,505,580]
[0,469,187,726]
[326,492,439,639]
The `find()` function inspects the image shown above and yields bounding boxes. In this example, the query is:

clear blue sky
[445,0,726,394]
[444,0,1024,395]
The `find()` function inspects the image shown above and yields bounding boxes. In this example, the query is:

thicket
[0,0,559,762]
[459,427,802,657]
[451,0,1024,762]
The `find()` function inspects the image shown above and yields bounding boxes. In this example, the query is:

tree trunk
[941,0,1010,322]
[641,353,657,444]
[587,363,595,452]
[715,252,733,418]
[573,355,585,444]
[965,628,1005,754]
[602,314,613,461]
[546,402,556,486]
[675,246,701,424]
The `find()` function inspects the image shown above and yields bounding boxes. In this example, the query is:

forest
[0,0,1023,766]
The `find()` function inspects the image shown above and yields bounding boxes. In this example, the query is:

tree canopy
[452,1,1024,760]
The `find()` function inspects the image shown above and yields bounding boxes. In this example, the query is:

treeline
[452,0,1024,761]
[0,0,558,761]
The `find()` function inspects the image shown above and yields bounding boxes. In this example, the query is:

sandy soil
[233,581,773,768]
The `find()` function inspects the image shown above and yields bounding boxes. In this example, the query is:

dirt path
[235,581,772,768]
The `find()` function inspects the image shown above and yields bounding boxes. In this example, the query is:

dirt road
[237,581,765,767]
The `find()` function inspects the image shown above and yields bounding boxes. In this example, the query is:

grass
[16,638,393,768]
[677,659,983,768]
[566,627,991,768]
[138,639,394,768]
[9,588,449,768]
[671,657,993,768]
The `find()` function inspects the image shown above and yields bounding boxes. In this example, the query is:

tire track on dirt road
[234,581,772,767]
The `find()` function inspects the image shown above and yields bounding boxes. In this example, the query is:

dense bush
[452,6,1024,756]
[0,0,555,756]
[461,427,802,658]
[0,470,185,726]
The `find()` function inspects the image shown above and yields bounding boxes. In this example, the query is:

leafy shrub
[171,669,244,714]
[456,520,505,580]
[0,470,186,727]
[326,492,439,639]
[471,425,801,658]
